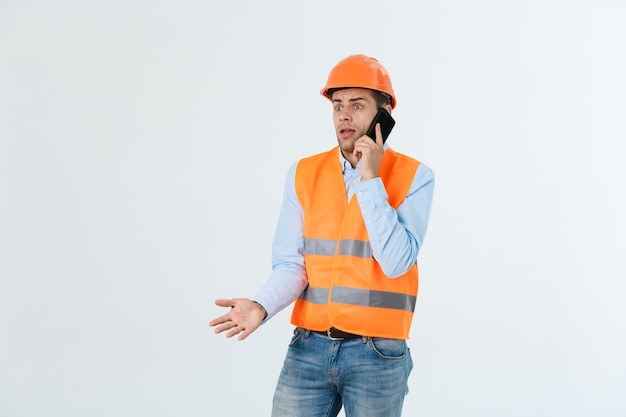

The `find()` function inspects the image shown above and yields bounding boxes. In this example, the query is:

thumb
[214,298,235,308]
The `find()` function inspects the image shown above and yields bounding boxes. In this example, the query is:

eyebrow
[332,97,367,103]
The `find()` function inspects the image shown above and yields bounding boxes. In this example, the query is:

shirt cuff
[356,177,388,211]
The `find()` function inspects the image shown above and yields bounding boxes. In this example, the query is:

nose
[338,107,352,121]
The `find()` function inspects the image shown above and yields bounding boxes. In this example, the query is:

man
[209,54,435,417]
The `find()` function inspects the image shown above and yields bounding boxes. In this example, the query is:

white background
[1,1,625,416]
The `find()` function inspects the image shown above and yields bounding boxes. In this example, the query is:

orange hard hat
[320,54,396,109]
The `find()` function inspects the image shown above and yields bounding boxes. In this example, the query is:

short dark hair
[372,90,392,108]
[328,88,392,109]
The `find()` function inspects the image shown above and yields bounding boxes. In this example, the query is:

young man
[210,54,435,417]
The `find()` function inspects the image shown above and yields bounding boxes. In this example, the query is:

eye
[354,104,363,110]
[335,105,343,112]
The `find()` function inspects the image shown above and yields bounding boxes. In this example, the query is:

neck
[341,149,358,168]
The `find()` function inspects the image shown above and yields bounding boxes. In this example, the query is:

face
[331,88,388,158]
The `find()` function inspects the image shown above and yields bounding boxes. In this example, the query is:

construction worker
[210,54,435,417]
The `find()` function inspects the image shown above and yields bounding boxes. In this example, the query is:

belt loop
[294,327,311,338]
[326,328,344,341]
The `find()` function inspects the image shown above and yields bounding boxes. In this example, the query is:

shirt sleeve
[253,162,308,321]
[356,163,435,278]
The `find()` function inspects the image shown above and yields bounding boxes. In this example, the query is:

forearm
[362,197,419,277]
[357,164,435,277]
[253,162,307,320]
[253,264,308,321]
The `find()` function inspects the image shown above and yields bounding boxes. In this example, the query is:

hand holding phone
[365,108,395,144]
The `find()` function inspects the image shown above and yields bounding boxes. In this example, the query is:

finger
[375,123,383,145]
[208,317,223,327]
[354,138,367,155]
[226,326,244,339]
[214,321,237,334]
[208,310,233,326]
[238,329,251,341]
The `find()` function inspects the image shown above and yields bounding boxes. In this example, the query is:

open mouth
[339,127,356,138]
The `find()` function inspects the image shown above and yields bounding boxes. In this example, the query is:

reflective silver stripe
[299,286,329,304]
[331,286,416,312]
[303,238,337,256]
[304,238,372,259]
[339,239,373,258]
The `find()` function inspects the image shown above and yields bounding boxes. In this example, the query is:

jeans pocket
[367,338,406,360]
[288,327,305,347]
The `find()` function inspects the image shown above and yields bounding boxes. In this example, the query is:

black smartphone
[365,108,395,144]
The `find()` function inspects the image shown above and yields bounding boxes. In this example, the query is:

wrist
[252,300,268,320]
[361,173,379,182]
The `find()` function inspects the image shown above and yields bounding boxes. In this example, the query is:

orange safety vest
[291,147,421,340]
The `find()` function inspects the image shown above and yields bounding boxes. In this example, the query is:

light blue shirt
[254,147,435,321]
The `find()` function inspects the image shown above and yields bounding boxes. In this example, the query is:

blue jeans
[272,328,413,417]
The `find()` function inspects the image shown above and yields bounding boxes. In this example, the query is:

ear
[384,103,393,114]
